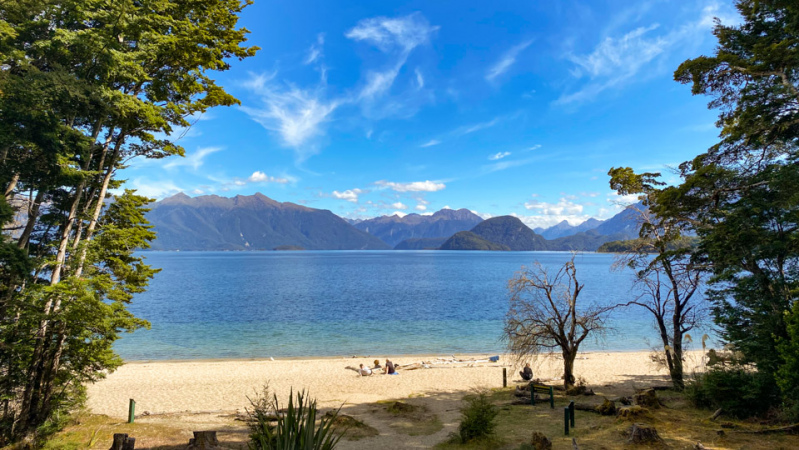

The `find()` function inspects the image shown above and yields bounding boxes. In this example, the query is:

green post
[564,407,569,435]
[503,368,507,387]
[531,385,535,405]
[128,398,135,424]
[569,401,575,427]
[549,386,554,409]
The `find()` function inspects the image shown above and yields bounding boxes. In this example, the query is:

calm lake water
[116,251,713,360]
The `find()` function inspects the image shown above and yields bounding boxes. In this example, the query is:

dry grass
[435,386,799,449]
[42,385,799,449]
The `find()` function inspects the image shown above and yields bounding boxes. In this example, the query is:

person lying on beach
[520,363,533,381]
[383,359,396,375]
[358,364,373,376]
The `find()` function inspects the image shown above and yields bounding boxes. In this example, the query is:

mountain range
[145,192,643,251]
[353,208,483,247]
[146,193,389,250]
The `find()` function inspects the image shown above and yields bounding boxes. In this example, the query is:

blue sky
[122,0,739,229]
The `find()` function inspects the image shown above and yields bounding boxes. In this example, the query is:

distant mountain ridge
[354,208,483,248]
[146,192,644,252]
[147,192,389,250]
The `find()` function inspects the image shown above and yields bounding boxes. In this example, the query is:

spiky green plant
[248,388,342,450]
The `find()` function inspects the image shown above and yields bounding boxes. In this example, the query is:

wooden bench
[530,384,555,409]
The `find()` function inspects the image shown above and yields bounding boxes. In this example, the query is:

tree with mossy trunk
[504,257,612,388]
[605,179,706,391]
[0,0,257,444]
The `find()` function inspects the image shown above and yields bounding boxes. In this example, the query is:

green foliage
[0,0,256,445]
[247,388,343,450]
[456,390,499,444]
[439,231,510,251]
[685,368,781,419]
[776,301,799,420]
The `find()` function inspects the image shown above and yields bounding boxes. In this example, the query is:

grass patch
[383,401,443,436]
[324,412,379,441]
[40,413,195,450]
[435,386,799,449]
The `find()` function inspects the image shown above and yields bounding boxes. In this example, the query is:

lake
[116,251,712,360]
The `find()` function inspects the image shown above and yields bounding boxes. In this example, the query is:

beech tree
[612,0,798,416]
[504,257,612,388]
[603,196,705,390]
[0,0,257,444]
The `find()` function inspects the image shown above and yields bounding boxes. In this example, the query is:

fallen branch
[734,423,799,435]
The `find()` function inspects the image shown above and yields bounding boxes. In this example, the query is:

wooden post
[503,368,507,387]
[549,386,554,409]
[569,401,575,427]
[564,407,570,435]
[531,385,536,405]
[128,399,135,424]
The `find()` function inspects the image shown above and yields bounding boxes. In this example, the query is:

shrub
[247,386,342,450]
[457,390,499,443]
[685,368,780,419]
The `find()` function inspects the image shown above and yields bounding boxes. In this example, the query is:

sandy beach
[87,350,706,418]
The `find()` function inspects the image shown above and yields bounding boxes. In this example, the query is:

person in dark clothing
[383,359,396,374]
[520,363,533,381]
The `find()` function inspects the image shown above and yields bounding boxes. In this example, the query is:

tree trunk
[563,349,576,388]
[17,189,45,249]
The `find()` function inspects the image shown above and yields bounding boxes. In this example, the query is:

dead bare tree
[504,256,613,388]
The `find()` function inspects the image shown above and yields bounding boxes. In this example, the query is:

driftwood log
[710,408,723,421]
[187,431,220,449]
[734,423,799,434]
[627,423,663,444]
[571,398,615,415]
[109,433,135,450]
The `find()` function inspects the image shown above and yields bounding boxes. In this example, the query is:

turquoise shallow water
[115,251,713,360]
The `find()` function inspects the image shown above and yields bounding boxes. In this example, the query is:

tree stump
[617,406,652,422]
[187,431,219,449]
[633,389,660,408]
[628,423,663,444]
[110,433,135,450]
[529,431,552,450]
[595,398,616,416]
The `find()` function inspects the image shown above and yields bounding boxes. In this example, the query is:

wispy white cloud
[305,33,325,65]
[375,180,446,192]
[489,151,511,160]
[525,197,584,215]
[127,178,184,200]
[345,12,438,53]
[482,155,546,174]
[486,40,533,82]
[391,202,408,210]
[332,188,364,203]
[415,204,427,211]
[457,117,500,135]
[347,13,437,101]
[421,139,441,148]
[415,68,424,88]
[240,77,339,160]
[247,171,291,184]
[163,147,223,170]
[558,1,736,105]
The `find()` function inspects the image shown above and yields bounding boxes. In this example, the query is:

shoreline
[118,348,673,364]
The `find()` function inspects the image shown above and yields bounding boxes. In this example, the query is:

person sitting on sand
[358,364,372,376]
[383,359,396,375]
[520,363,533,381]
[372,359,382,370]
